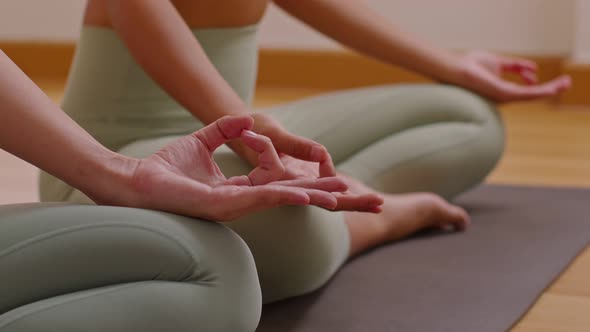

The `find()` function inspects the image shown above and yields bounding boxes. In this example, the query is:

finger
[223,177,346,210]
[272,177,348,192]
[269,129,337,178]
[499,75,572,101]
[499,57,539,84]
[224,175,252,186]
[519,69,538,85]
[240,130,285,185]
[333,192,384,212]
[193,115,254,152]
[225,175,349,193]
[273,131,336,173]
[368,206,383,214]
[272,130,320,161]
[500,57,538,73]
[208,185,311,221]
[319,152,337,177]
[303,189,338,210]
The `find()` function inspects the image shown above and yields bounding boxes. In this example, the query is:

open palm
[125,116,347,221]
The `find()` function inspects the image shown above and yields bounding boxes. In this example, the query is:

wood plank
[512,294,590,332]
[549,249,590,297]
[561,62,590,105]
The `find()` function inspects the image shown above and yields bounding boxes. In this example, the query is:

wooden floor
[1,79,589,331]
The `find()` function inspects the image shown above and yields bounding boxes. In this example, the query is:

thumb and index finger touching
[495,56,572,101]
[268,129,337,178]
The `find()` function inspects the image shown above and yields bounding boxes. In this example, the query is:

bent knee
[354,86,505,198]
[227,206,349,303]
[430,86,505,173]
[0,205,260,318]
[378,84,505,159]
[440,86,504,141]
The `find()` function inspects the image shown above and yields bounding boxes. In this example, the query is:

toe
[450,205,471,231]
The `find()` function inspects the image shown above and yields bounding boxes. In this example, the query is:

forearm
[0,51,136,204]
[104,0,255,160]
[273,0,463,84]
[104,0,248,123]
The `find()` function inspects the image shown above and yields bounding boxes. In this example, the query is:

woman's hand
[0,52,349,220]
[279,154,383,212]
[96,116,349,221]
[249,113,336,177]
[455,51,571,103]
[247,113,383,212]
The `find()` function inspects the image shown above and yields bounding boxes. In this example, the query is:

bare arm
[274,0,461,83]
[103,0,344,174]
[103,0,256,158]
[0,50,134,203]
[273,0,571,101]
[90,0,383,212]
[0,50,355,219]
[102,0,360,173]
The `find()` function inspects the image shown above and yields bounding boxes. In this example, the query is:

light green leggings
[39,84,504,307]
[0,204,261,332]
[17,24,504,330]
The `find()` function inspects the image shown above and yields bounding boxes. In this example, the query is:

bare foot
[340,173,470,256]
[377,192,470,241]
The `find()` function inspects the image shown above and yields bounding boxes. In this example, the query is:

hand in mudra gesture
[106,115,351,221]
[249,113,384,213]
[457,51,571,102]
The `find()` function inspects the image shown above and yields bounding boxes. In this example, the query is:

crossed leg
[263,84,504,257]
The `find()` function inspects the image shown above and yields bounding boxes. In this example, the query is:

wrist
[440,52,486,92]
[250,112,283,134]
[435,51,468,86]
[76,147,140,207]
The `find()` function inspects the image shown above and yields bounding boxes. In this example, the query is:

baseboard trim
[1,42,588,105]
[560,61,590,105]
[257,49,566,92]
[2,42,75,78]
[258,49,432,89]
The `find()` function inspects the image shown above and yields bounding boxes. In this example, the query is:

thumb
[273,131,336,177]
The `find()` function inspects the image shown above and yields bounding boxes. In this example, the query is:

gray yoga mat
[257,185,590,332]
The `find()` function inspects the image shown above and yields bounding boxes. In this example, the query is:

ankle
[344,211,390,256]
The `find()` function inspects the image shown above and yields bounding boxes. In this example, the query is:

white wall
[573,0,590,62]
[259,0,576,56]
[0,0,85,42]
[0,0,586,60]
